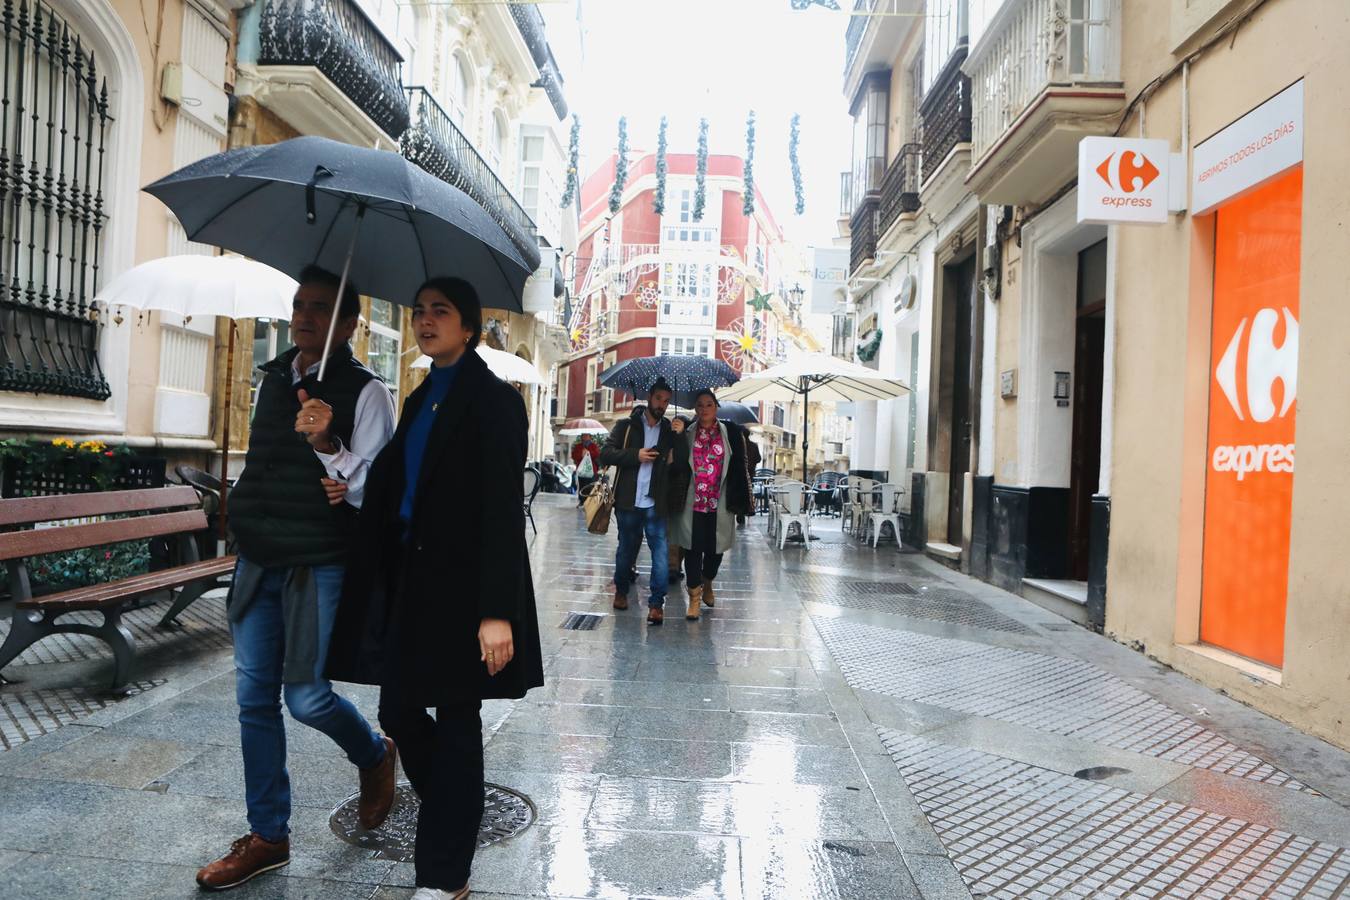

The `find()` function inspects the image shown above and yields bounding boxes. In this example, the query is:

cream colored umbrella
[412,346,544,384]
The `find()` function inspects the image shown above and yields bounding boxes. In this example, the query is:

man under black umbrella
[196,267,399,891]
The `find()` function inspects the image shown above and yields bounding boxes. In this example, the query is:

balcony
[920,48,972,183]
[849,195,879,276]
[401,87,541,271]
[879,143,921,236]
[843,0,923,92]
[251,0,409,145]
[507,2,568,120]
[588,388,614,415]
[964,0,1125,205]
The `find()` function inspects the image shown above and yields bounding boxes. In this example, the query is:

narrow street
[1,495,1346,898]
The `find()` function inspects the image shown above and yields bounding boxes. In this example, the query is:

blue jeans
[614,506,668,608]
[232,563,385,842]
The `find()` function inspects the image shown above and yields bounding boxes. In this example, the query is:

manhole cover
[846,581,920,596]
[329,781,535,860]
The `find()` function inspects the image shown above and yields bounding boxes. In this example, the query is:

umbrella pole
[317,204,367,383]
[801,378,811,485]
[218,321,235,553]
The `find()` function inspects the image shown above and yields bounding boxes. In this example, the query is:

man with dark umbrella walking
[196,267,399,891]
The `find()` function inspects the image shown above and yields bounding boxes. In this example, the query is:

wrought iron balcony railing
[967,0,1118,161]
[919,46,972,182]
[879,143,921,234]
[849,195,879,275]
[844,0,875,74]
[401,87,541,272]
[258,0,409,140]
[507,2,568,120]
[0,0,111,400]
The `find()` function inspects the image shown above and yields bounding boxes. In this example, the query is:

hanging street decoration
[636,280,661,310]
[654,116,669,216]
[790,113,805,215]
[721,318,762,371]
[560,114,580,208]
[749,289,773,312]
[790,0,841,8]
[694,118,709,221]
[743,110,757,217]
[609,117,630,215]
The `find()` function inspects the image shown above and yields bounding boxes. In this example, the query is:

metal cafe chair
[865,482,905,548]
[522,466,542,535]
[772,481,814,550]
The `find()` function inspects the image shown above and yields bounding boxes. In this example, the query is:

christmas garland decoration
[856,328,883,363]
[609,116,629,215]
[559,114,580,208]
[790,112,805,215]
[693,118,709,221]
[653,116,668,216]
[742,110,757,217]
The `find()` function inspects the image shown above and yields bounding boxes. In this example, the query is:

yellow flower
[52,437,76,449]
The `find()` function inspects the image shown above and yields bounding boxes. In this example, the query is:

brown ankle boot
[702,579,715,608]
[647,605,663,626]
[358,736,398,829]
[613,587,629,610]
[196,833,290,891]
[686,585,703,620]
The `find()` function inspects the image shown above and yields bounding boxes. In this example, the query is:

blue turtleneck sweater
[400,358,462,527]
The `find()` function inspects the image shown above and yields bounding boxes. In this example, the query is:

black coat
[326,350,544,706]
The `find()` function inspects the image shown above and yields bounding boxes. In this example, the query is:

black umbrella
[145,136,539,380]
[717,401,759,426]
[600,355,739,408]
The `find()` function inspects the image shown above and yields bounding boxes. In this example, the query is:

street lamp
[787,283,805,323]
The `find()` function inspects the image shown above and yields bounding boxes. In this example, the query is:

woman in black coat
[327,276,543,899]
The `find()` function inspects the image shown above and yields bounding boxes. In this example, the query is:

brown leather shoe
[647,606,663,626]
[358,736,398,830]
[196,833,290,891]
[613,588,629,610]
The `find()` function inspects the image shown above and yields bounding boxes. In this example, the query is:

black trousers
[684,510,724,585]
[378,692,484,891]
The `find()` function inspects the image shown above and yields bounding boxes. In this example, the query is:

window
[489,109,507,173]
[519,134,544,222]
[447,50,473,124]
[662,188,718,243]
[251,319,292,409]
[367,298,402,387]
[923,0,969,94]
[850,72,889,207]
[659,336,712,358]
[0,2,114,400]
[659,261,715,324]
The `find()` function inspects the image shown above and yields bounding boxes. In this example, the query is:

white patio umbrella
[412,346,544,384]
[95,254,297,543]
[717,351,911,483]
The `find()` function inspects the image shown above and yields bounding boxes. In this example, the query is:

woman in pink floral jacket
[667,390,751,620]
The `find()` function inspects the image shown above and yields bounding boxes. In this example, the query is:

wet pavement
[0,493,1347,898]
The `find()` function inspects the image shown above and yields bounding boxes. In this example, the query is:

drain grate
[845,581,920,596]
[329,782,535,860]
[0,679,167,750]
[560,612,605,630]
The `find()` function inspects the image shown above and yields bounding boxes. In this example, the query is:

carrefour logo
[1211,307,1298,481]
[1096,151,1161,193]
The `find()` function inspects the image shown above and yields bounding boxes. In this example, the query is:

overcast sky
[547,0,853,248]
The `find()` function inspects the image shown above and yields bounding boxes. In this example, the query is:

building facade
[838,0,1347,749]
[0,0,240,472]
[560,151,822,474]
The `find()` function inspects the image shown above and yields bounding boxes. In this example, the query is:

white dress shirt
[291,354,396,509]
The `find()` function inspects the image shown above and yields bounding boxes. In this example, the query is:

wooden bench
[0,486,236,692]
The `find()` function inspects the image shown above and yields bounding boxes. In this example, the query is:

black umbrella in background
[145,136,539,380]
[717,401,760,426]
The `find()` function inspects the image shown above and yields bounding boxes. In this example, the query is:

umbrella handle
[317,203,366,383]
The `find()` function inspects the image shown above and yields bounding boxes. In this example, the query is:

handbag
[583,422,631,535]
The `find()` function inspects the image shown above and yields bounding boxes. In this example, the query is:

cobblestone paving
[878,729,1350,899]
[816,616,1311,791]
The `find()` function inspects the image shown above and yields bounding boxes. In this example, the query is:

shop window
[367,298,402,388]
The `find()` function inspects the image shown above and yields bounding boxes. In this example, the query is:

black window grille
[0,0,112,400]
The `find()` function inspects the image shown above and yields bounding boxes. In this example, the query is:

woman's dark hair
[298,264,361,319]
[693,389,720,408]
[416,276,482,350]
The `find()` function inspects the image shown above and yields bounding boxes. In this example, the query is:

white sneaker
[410,888,466,900]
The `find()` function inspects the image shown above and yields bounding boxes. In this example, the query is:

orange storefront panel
[1200,168,1302,668]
